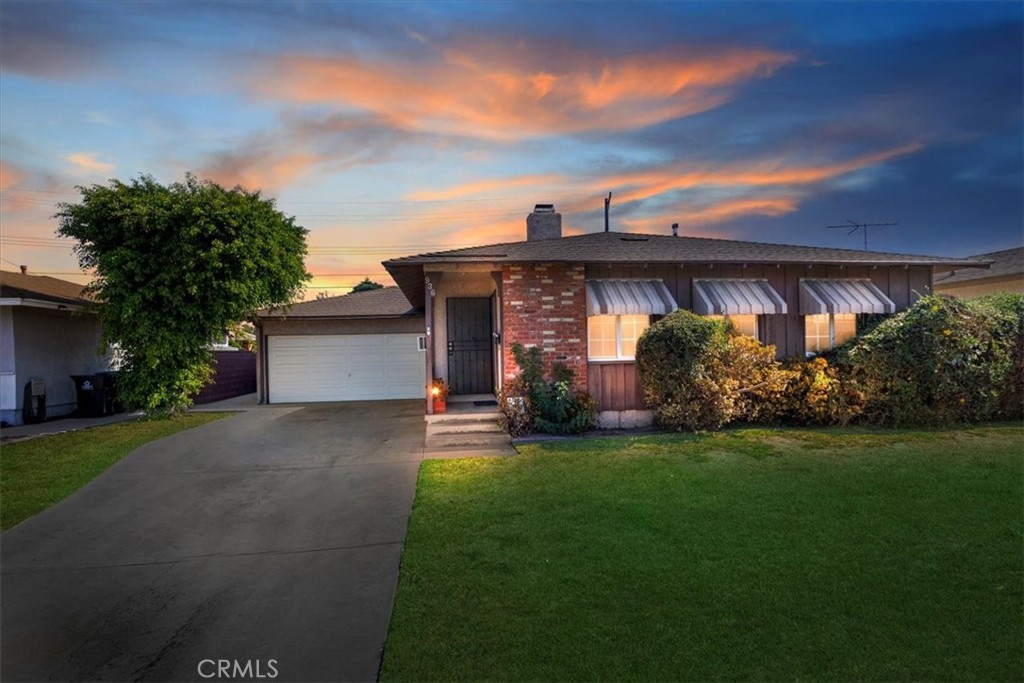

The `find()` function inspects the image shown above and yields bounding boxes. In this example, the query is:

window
[588,314,650,360]
[805,313,856,355]
[707,314,759,340]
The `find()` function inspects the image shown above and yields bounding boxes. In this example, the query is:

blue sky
[1,1,1021,295]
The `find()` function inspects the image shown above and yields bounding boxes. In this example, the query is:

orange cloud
[200,151,321,193]
[252,45,795,139]
[621,197,799,234]
[65,152,114,174]
[437,217,529,248]
[0,159,64,212]
[0,159,26,191]
[405,173,565,201]
[607,142,925,204]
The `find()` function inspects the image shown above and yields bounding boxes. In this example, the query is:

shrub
[972,292,1024,419]
[776,357,864,426]
[842,294,1013,425]
[497,377,533,438]
[635,311,730,431]
[499,343,596,436]
[635,311,785,431]
[727,332,790,424]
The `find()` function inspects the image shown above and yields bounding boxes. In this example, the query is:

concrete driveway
[1,401,426,682]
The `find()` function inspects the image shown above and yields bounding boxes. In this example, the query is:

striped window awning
[799,279,896,315]
[585,279,678,316]
[692,279,788,316]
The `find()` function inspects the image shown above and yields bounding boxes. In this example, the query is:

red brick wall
[501,263,588,390]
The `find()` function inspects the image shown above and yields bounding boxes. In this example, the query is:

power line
[2,188,536,205]
[1,235,478,254]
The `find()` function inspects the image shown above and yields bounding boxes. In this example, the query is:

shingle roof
[257,286,420,319]
[384,231,990,268]
[383,230,991,306]
[0,270,91,307]
[934,247,1024,285]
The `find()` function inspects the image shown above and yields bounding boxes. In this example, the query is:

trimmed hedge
[635,310,785,431]
[841,294,1019,425]
[635,294,1023,431]
[975,292,1024,420]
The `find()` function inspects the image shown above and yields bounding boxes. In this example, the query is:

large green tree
[57,174,309,413]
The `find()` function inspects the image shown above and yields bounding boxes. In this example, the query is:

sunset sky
[1,1,1021,297]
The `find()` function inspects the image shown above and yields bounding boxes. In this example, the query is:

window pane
[804,314,830,356]
[730,314,758,339]
[619,314,650,359]
[834,313,857,346]
[588,315,618,359]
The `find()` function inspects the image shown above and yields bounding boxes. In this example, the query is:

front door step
[424,411,512,451]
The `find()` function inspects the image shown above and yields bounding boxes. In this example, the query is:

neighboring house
[255,205,989,426]
[0,269,112,426]
[933,246,1024,298]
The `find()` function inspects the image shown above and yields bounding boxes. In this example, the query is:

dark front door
[447,297,494,395]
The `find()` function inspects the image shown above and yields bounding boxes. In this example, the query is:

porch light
[431,386,441,397]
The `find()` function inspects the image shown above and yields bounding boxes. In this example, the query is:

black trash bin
[95,371,123,414]
[70,374,105,417]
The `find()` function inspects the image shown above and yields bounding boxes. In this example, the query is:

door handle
[447,341,454,356]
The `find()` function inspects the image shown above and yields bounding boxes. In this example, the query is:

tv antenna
[826,219,897,251]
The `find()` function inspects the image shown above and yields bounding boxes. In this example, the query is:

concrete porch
[424,393,514,457]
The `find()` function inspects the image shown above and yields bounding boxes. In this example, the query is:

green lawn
[383,426,1024,682]
[1,413,227,530]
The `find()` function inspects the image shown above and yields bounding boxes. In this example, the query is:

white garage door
[268,334,425,403]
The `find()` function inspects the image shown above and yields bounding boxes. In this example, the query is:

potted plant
[431,378,449,413]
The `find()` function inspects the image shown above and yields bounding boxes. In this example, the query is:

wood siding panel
[784,266,804,357]
[909,266,931,303]
[870,267,890,301]
[765,265,787,353]
[589,361,644,411]
[889,268,911,309]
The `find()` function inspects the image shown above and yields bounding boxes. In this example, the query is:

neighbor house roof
[0,270,92,308]
[384,231,991,305]
[933,247,1023,285]
[257,286,421,319]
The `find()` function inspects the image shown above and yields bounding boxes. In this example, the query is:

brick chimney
[527,204,561,241]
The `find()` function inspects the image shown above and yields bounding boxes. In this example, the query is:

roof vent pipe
[671,223,679,237]
[20,265,27,274]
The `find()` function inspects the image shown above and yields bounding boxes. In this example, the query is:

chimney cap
[532,203,556,213]
[19,265,27,274]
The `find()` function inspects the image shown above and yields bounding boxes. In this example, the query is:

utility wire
[3,188,536,204]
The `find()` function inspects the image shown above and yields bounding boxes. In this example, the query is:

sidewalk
[0,411,144,443]
[0,393,260,443]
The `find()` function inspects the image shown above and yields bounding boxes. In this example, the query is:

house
[255,205,990,426]
[933,246,1024,298]
[0,269,112,426]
